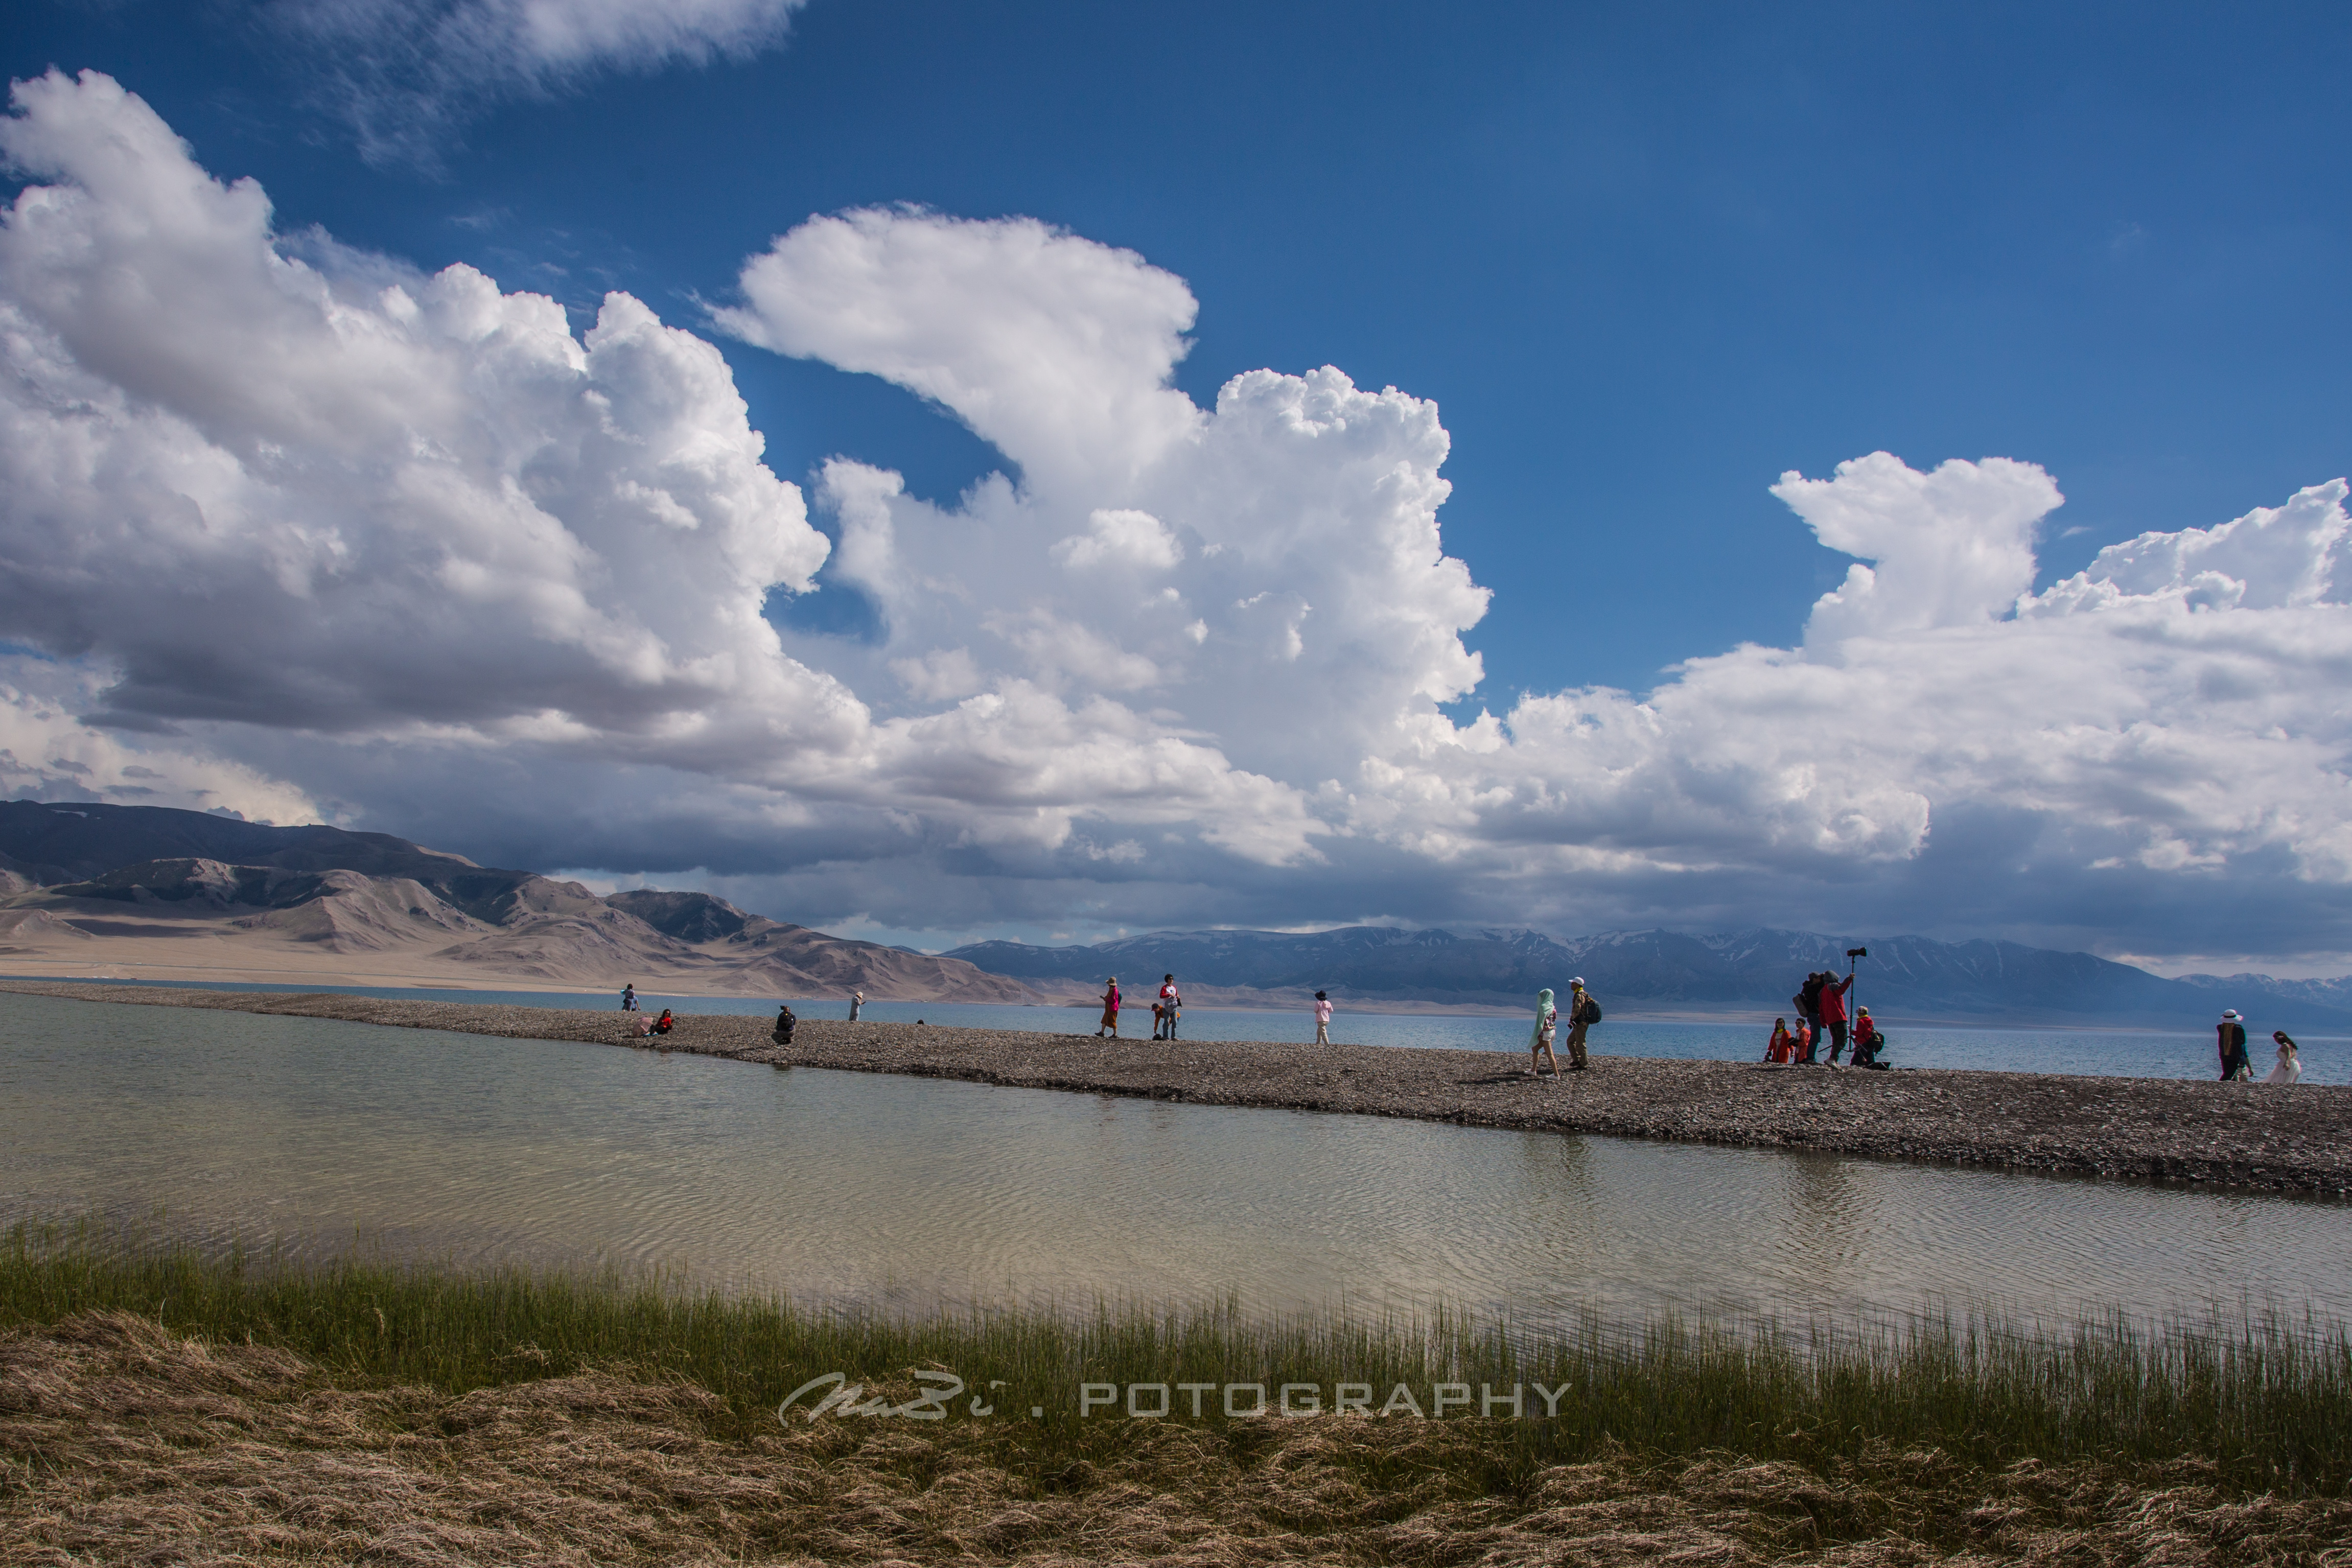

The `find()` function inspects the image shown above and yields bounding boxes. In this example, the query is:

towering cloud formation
[2,73,2347,962]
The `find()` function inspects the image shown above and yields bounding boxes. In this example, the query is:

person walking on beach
[1098,977,1122,1039]
[1563,978,1595,1070]
[1818,964,1855,1064]
[1157,974,1181,1040]
[1313,990,1334,1046]
[848,990,865,1022]
[2217,1010,2251,1080]
[1531,988,1562,1078]
[620,984,637,1012]
[2266,1031,2302,1085]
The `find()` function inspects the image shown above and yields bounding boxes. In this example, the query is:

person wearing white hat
[1563,978,1594,1071]
[2217,1010,2252,1081]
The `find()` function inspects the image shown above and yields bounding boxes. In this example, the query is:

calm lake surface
[9,993,2348,1332]
[44,976,2347,1083]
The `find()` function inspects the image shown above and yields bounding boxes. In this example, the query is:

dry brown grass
[6,1313,2350,1567]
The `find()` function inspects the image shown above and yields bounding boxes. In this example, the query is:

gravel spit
[7,980,2346,1195]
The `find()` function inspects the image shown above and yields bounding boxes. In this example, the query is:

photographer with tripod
[1818,948,1862,1064]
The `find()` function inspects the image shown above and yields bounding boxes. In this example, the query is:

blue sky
[2,0,2349,969]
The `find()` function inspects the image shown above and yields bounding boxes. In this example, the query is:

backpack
[1577,995,1602,1025]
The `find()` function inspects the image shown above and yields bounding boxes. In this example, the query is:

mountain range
[5,799,2344,1027]
[945,925,2352,1030]
[0,801,1031,1001]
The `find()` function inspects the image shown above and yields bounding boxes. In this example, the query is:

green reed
[5,1218,2346,1492]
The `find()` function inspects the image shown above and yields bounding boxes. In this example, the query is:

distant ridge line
[943,925,2352,1029]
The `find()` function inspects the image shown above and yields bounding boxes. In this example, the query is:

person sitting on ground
[1097,977,1121,1039]
[2217,1010,2250,1080]
[2265,1031,2301,1085]
[651,1008,674,1036]
[1313,990,1334,1046]
[773,1003,796,1046]
[1531,988,1562,1078]
[1849,1007,1888,1068]
[632,1013,652,1039]
[1764,1018,1795,1064]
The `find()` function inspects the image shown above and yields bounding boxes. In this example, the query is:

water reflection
[3,992,2346,1332]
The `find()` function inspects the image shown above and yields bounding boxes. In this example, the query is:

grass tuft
[4,1215,2347,1497]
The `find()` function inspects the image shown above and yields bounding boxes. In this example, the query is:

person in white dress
[2265,1032,2302,1085]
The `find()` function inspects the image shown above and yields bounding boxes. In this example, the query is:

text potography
[778,1372,1569,1424]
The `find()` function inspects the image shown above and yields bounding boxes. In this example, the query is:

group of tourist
[1527,980,1601,1077]
[1757,964,1887,1068]
[626,973,2312,1087]
[1092,974,1195,1040]
[615,987,674,1039]
[1087,975,1336,1043]
[2217,1010,2301,1083]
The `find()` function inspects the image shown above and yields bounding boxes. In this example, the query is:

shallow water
[7,992,2346,1332]
[38,976,2344,1083]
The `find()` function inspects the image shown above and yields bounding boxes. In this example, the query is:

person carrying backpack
[2217,1011,2251,1081]
[773,1003,796,1047]
[1564,979,1600,1070]
[1849,1007,1887,1069]
[1794,972,1827,1064]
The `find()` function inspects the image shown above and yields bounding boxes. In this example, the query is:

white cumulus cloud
[0,73,1324,867]
[6,73,2351,966]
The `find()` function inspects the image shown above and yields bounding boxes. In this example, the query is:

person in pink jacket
[1313,990,1333,1046]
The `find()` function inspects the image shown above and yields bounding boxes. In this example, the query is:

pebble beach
[6,979,2346,1195]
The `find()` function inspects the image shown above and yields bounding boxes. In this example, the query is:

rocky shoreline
[6,979,2346,1195]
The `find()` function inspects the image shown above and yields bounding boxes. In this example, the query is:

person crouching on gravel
[1531,988,1562,1078]
[1849,1008,1885,1068]
[1098,977,1122,1039]
[773,1003,796,1047]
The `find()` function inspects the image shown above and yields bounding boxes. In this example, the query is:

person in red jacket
[1818,967,1855,1063]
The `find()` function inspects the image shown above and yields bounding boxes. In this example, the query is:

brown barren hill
[0,862,1037,1001]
